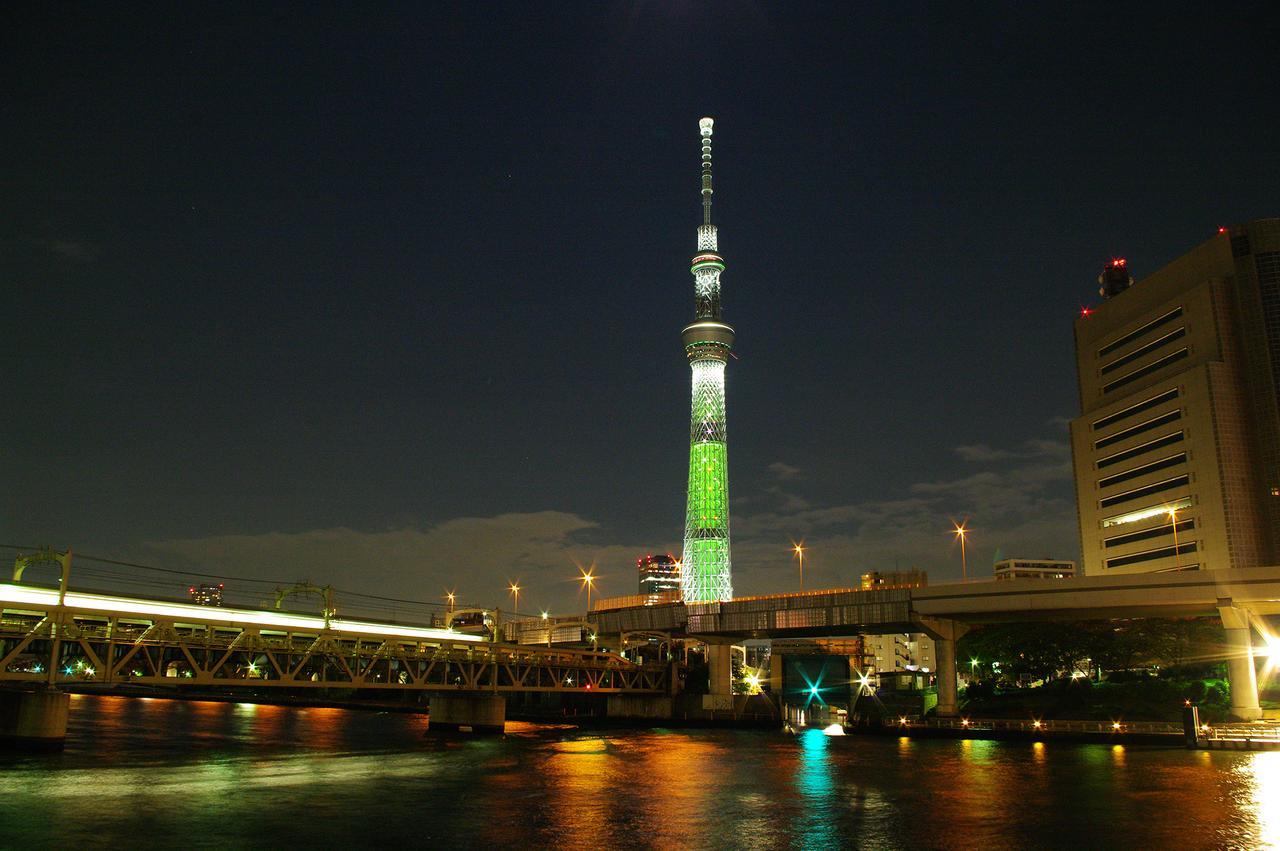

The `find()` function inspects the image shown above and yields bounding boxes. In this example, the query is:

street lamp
[580,569,595,615]
[952,522,970,580]
[446,590,456,613]
[792,542,805,592]
[509,581,521,615]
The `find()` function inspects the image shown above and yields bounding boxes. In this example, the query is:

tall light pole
[952,522,969,580]
[580,569,595,616]
[509,582,521,616]
[446,590,456,613]
[792,542,805,592]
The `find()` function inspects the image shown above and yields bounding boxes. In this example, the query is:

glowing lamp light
[1112,722,1122,730]
[0,583,485,644]
[1032,720,1042,729]
[810,684,820,696]
[899,717,909,726]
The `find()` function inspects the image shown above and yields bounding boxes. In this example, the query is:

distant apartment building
[862,632,936,689]
[1070,219,1280,575]
[993,558,1076,581]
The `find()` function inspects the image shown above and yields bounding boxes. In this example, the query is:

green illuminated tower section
[681,117,736,603]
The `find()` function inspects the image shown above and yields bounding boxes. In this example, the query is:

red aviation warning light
[1098,257,1134,299]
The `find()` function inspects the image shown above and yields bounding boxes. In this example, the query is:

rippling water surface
[1,694,1277,849]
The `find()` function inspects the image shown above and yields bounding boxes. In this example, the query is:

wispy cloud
[144,428,1079,610]
[145,511,657,611]
[46,239,100,263]
[766,461,802,480]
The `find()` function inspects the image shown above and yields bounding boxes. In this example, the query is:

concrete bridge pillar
[914,616,969,718]
[427,693,506,734]
[707,643,733,697]
[769,651,784,695]
[0,688,70,750]
[1218,603,1262,721]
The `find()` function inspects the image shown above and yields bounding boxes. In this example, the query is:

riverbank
[844,718,1185,746]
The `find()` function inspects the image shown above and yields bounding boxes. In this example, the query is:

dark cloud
[46,239,100,263]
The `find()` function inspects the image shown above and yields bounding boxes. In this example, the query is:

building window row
[1102,348,1190,394]
[1098,306,1184,358]
[1097,430,1184,470]
[1098,474,1190,509]
[1099,327,1187,376]
[1094,409,1182,450]
[1105,540,1198,570]
[1096,452,1188,490]
[1104,518,1194,549]
[1091,387,1180,432]
[1100,496,1193,529]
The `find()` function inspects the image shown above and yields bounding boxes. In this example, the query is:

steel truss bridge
[0,582,668,696]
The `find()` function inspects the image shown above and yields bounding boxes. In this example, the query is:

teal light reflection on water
[795,728,837,847]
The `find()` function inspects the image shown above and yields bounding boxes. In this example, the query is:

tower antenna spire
[699,117,714,226]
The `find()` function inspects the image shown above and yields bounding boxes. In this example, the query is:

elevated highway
[586,567,1280,720]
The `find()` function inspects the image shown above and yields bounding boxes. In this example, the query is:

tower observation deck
[680,117,736,602]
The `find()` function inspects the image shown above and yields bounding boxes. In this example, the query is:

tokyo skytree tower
[680,117,736,603]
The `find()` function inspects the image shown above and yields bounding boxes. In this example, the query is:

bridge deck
[0,583,667,694]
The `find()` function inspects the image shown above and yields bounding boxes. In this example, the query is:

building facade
[860,570,928,590]
[637,554,682,604]
[862,632,937,688]
[1070,219,1280,575]
[993,558,1076,581]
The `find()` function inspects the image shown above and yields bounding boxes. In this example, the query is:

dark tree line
[957,617,1223,685]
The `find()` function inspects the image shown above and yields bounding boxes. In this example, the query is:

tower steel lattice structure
[680,117,736,603]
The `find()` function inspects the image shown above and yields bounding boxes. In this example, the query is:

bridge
[0,563,670,744]
[586,566,1280,722]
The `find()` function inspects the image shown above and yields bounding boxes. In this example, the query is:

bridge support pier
[0,688,69,751]
[1218,603,1262,721]
[707,643,733,697]
[914,616,969,718]
[769,651,784,695]
[427,693,506,734]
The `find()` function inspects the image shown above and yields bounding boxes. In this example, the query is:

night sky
[5,3,1278,615]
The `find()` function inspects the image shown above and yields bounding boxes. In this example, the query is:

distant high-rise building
[637,554,682,604]
[188,583,223,606]
[993,558,1076,581]
[1070,219,1280,575]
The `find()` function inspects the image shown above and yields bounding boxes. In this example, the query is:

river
[0,694,1276,849]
